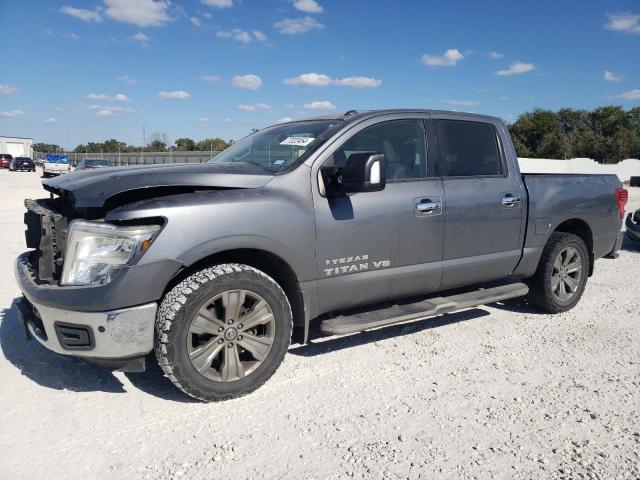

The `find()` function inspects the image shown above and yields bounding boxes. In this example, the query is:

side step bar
[320,282,529,336]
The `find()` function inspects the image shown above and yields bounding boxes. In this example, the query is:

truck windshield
[208,119,344,173]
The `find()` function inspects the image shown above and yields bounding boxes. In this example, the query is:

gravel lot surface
[0,169,638,480]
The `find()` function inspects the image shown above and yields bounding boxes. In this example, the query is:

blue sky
[1,0,639,149]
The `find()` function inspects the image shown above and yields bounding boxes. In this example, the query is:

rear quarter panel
[515,174,622,277]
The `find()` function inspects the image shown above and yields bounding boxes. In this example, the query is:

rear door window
[435,120,503,177]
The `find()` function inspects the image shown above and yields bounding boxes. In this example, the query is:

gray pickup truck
[15,110,628,401]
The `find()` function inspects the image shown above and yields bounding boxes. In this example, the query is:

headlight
[61,220,160,286]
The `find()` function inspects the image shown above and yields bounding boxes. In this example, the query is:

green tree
[33,142,63,153]
[103,139,127,152]
[175,138,196,151]
[147,132,168,152]
[195,137,231,152]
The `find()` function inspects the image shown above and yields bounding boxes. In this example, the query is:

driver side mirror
[343,152,386,193]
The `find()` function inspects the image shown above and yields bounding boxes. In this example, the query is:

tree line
[508,106,640,163]
[33,106,640,163]
[34,135,233,155]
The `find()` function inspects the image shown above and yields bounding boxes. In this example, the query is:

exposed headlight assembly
[61,220,160,286]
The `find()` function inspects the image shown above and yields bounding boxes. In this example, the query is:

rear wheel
[154,264,292,401]
[526,232,588,313]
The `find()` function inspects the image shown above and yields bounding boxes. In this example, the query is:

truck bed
[515,173,622,277]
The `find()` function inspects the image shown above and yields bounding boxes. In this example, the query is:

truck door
[312,116,445,315]
[431,115,525,289]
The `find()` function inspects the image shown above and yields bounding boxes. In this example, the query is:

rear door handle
[502,194,521,208]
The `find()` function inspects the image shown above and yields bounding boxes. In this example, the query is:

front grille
[24,199,73,283]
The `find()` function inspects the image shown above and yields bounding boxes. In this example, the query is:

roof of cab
[292,109,501,124]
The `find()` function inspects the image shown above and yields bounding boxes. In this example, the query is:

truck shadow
[290,307,491,357]
[0,299,194,402]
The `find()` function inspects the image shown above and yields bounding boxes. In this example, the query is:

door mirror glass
[343,152,386,193]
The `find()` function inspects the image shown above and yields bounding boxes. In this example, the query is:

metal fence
[33,150,220,167]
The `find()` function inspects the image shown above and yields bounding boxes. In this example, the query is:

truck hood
[42,162,273,209]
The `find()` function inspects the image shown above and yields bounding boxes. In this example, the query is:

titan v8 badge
[323,254,391,276]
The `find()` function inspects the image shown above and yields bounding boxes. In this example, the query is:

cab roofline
[283,109,501,125]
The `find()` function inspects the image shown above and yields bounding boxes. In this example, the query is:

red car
[0,153,13,168]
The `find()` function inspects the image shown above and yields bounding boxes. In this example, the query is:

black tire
[525,232,589,313]
[154,263,292,401]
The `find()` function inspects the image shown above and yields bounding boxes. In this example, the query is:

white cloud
[60,6,101,22]
[420,49,464,67]
[605,13,640,34]
[117,75,136,85]
[190,16,201,27]
[284,73,381,88]
[68,32,80,40]
[217,28,266,44]
[0,110,24,118]
[303,100,335,110]
[86,93,109,100]
[496,61,535,76]
[201,75,221,82]
[443,99,481,107]
[45,117,57,123]
[0,84,17,95]
[200,117,209,123]
[85,93,130,101]
[293,0,323,14]
[87,104,135,116]
[253,30,267,42]
[334,76,382,88]
[231,74,263,90]
[276,117,293,123]
[158,90,191,99]
[614,89,640,100]
[284,72,333,87]
[500,96,508,101]
[104,0,171,27]
[488,51,504,59]
[201,0,233,7]
[237,103,271,111]
[132,32,150,44]
[274,16,324,34]
[604,70,622,82]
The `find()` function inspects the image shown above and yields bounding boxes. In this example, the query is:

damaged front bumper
[15,252,158,366]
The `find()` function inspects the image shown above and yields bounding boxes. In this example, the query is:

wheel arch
[552,218,594,276]
[164,248,306,342]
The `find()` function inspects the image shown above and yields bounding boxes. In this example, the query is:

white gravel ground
[0,169,638,480]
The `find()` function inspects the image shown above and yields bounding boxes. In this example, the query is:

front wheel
[525,232,589,313]
[154,264,292,401]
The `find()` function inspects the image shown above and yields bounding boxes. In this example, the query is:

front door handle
[502,194,521,208]
[416,199,441,214]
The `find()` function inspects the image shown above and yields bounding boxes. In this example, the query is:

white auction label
[280,136,314,146]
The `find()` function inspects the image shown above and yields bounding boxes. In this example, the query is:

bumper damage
[16,295,157,359]
[15,253,158,363]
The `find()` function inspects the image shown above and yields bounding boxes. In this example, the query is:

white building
[0,136,33,157]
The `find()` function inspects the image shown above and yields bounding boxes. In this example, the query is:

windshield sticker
[280,136,314,146]
[273,159,286,165]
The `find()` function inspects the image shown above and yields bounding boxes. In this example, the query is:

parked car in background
[10,157,36,172]
[626,209,640,245]
[0,153,13,168]
[75,158,113,171]
[42,154,70,178]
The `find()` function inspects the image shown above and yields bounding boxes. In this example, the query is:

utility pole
[141,124,146,165]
